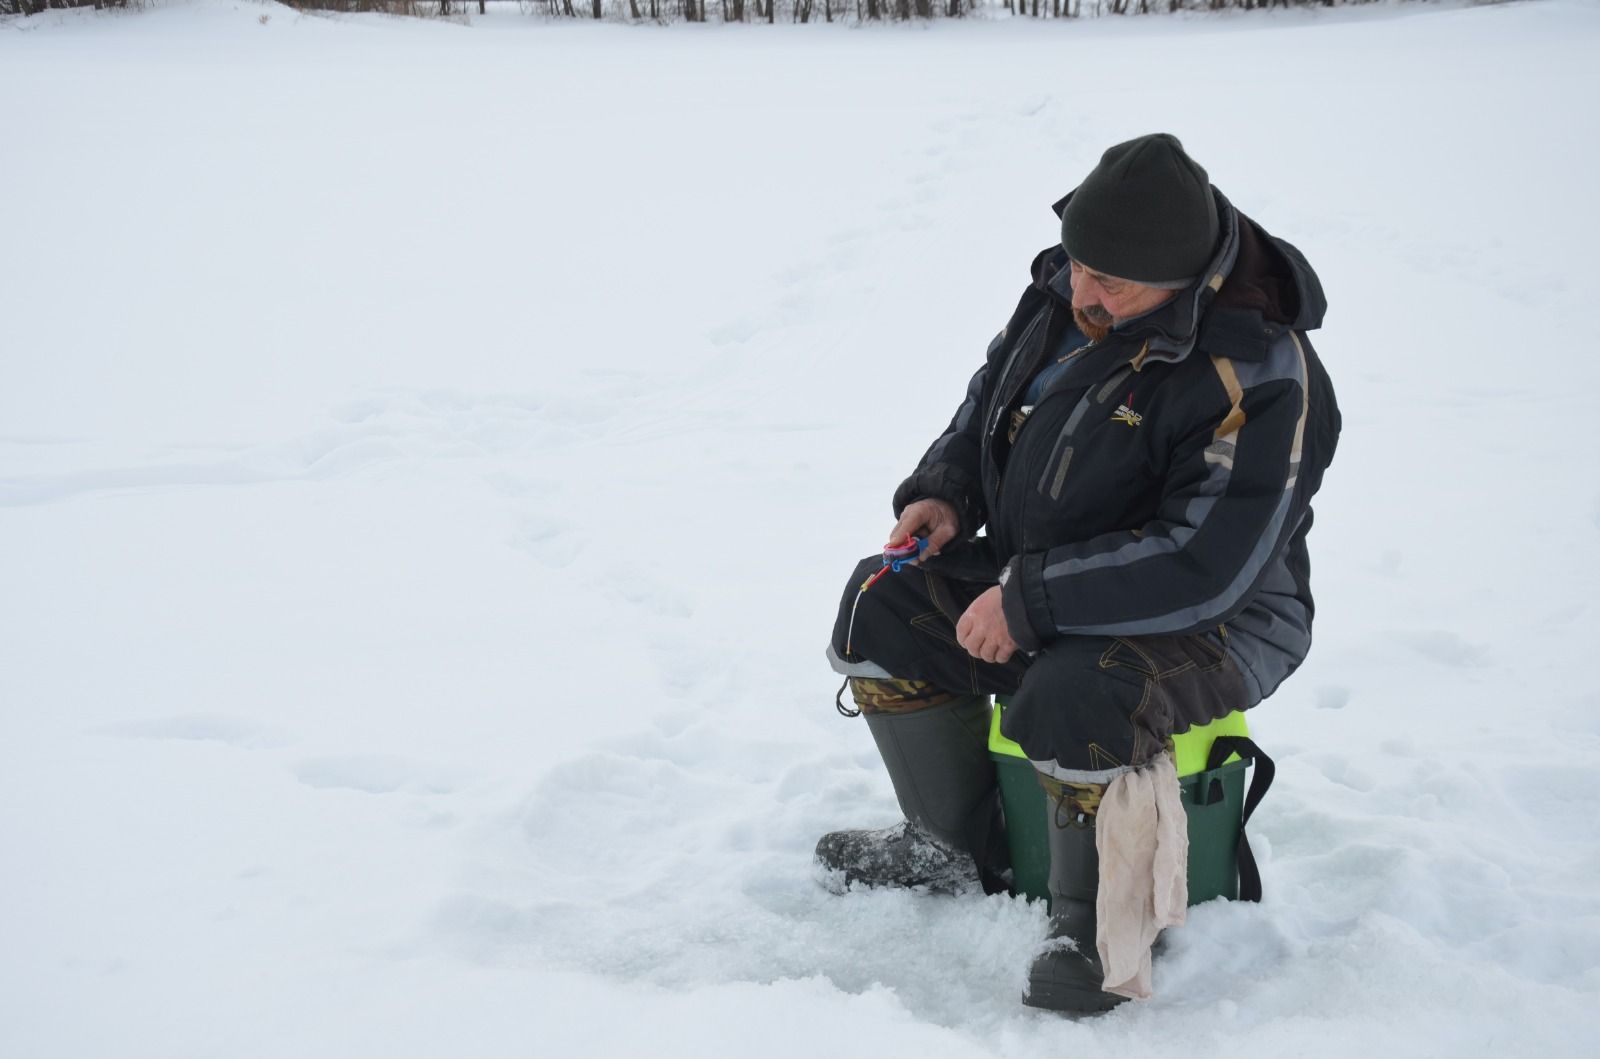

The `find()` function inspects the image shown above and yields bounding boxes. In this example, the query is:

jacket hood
[1044,187,1326,364]
[1216,202,1326,332]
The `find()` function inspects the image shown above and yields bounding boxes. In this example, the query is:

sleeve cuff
[1000,554,1052,653]
[892,465,985,540]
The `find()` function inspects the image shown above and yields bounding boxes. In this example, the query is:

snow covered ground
[4,1,1600,1055]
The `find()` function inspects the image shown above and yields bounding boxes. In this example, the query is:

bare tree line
[2,0,1404,19]
[386,0,979,18]
[517,0,1383,17]
[424,0,1386,18]
[3,0,130,13]
[1000,0,1350,13]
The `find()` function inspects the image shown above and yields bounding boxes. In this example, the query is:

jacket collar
[1037,187,1324,367]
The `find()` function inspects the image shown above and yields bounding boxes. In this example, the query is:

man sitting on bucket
[819,133,1340,1015]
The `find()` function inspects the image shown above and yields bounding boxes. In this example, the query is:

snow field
[3,1,1600,1056]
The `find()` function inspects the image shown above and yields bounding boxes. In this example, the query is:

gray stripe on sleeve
[1041,482,1225,580]
[1044,334,1310,636]
[1060,485,1296,636]
[924,363,986,465]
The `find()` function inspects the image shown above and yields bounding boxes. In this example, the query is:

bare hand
[956,586,1018,665]
[887,498,961,565]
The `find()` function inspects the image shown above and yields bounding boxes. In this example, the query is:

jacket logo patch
[1110,393,1143,428]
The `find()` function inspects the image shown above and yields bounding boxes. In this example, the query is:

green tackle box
[989,701,1254,908]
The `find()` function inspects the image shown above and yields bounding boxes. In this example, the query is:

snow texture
[3,1,1599,1056]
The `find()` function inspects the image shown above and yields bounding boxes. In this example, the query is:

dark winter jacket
[894,190,1341,703]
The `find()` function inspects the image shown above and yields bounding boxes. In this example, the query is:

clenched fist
[956,585,1018,665]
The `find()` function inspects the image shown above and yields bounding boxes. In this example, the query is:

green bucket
[989,701,1252,908]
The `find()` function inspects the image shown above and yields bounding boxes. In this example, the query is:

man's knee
[826,553,1021,702]
[998,633,1253,775]
[830,554,896,662]
[998,637,1153,775]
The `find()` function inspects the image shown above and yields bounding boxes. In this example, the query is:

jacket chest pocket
[1034,367,1139,501]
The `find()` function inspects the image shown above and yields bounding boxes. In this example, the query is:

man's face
[1068,259,1181,342]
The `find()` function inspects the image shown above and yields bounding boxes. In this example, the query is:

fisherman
[818,133,1340,1014]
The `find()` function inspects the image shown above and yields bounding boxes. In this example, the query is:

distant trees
[493,0,1366,19]
[0,0,1398,20]
[292,0,423,11]
[3,0,129,13]
[496,0,1349,20]
[235,0,978,18]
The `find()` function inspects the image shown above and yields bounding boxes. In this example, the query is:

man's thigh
[999,632,1254,775]
[828,553,1025,696]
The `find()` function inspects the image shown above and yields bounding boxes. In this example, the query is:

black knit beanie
[1060,133,1219,286]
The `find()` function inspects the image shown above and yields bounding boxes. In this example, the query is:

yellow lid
[988,699,1247,777]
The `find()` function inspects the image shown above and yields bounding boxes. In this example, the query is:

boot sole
[1022,972,1127,1016]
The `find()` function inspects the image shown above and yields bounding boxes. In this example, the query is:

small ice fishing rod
[844,535,929,655]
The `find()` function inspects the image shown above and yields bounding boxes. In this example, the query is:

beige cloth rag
[1094,751,1188,1000]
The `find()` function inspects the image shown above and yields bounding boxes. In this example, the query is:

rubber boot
[1023,788,1127,1015]
[815,695,998,895]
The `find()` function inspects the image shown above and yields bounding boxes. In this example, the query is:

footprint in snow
[510,513,583,568]
[1306,752,1377,794]
[1314,685,1351,710]
[599,565,692,620]
[1395,629,1491,668]
[96,714,291,749]
[292,755,463,795]
[298,435,407,478]
[328,398,387,424]
[707,317,760,346]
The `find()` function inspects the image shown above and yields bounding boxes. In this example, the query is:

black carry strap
[1204,736,1275,903]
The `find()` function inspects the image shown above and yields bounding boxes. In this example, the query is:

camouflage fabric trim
[1037,773,1109,822]
[848,677,962,715]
